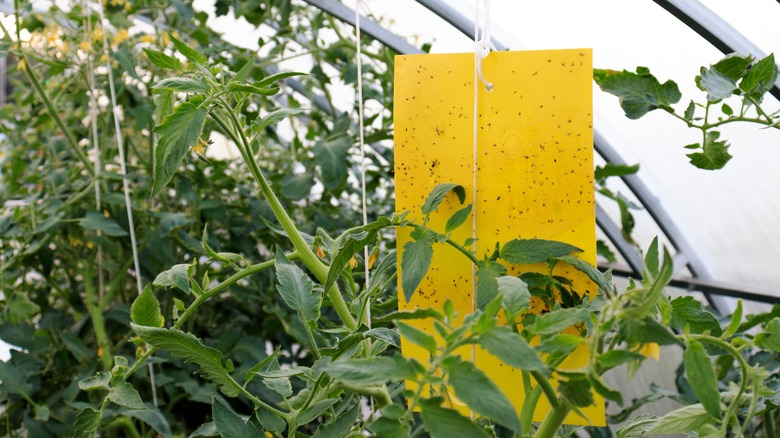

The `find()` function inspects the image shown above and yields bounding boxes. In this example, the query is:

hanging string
[83,1,105,302]
[92,0,158,406]
[475,0,495,91]
[355,0,370,327]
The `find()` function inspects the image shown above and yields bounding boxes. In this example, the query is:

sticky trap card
[394,49,604,426]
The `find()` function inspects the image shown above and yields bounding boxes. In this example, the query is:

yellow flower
[367,248,378,269]
[91,27,103,42]
[348,256,358,269]
[113,29,128,45]
[639,342,660,362]
[79,40,92,53]
[192,142,204,155]
[140,34,155,44]
[315,245,325,259]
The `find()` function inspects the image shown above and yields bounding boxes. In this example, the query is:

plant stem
[530,371,559,409]
[406,223,480,265]
[532,400,569,438]
[765,411,777,438]
[211,105,357,330]
[334,382,392,407]
[83,268,113,370]
[105,417,142,438]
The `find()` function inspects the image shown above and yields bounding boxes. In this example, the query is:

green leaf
[275,249,321,324]
[152,98,208,196]
[375,308,443,324]
[497,275,531,319]
[254,107,307,132]
[364,327,400,347]
[421,183,466,216]
[131,324,242,397]
[0,361,33,398]
[367,417,410,438]
[500,238,581,264]
[153,77,211,93]
[420,399,490,438]
[131,285,164,328]
[595,350,645,372]
[684,341,721,418]
[480,326,548,374]
[739,53,778,100]
[255,71,307,88]
[212,396,263,438]
[400,228,434,303]
[143,48,183,70]
[713,53,753,81]
[594,163,639,184]
[73,407,101,438]
[442,357,521,434]
[280,173,314,200]
[107,382,146,409]
[558,373,594,407]
[589,374,623,405]
[255,408,286,433]
[314,136,351,191]
[153,264,191,294]
[313,403,359,438]
[593,67,682,119]
[5,293,41,323]
[670,296,722,336]
[755,317,780,352]
[121,408,173,438]
[296,398,340,425]
[230,54,257,84]
[698,66,737,101]
[263,377,292,398]
[396,322,437,354]
[168,33,206,65]
[79,211,127,236]
[79,372,111,391]
[644,404,711,435]
[444,204,472,234]
[476,261,506,309]
[529,307,590,335]
[684,100,696,121]
[618,317,681,346]
[557,255,611,295]
[687,131,732,170]
[644,236,659,280]
[325,217,392,293]
[723,300,743,338]
[226,82,278,96]
[324,356,416,385]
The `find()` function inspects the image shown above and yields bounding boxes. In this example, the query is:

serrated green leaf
[79,211,127,236]
[0,361,33,398]
[120,407,172,438]
[619,317,681,346]
[79,372,111,391]
[212,396,263,438]
[153,77,211,93]
[396,322,437,354]
[131,285,164,328]
[755,317,780,352]
[594,163,639,184]
[589,374,623,405]
[497,275,530,318]
[644,404,711,435]
[444,204,472,234]
[131,324,242,397]
[73,407,101,438]
[255,408,286,433]
[255,71,307,88]
[400,228,434,303]
[143,48,183,70]
[557,255,611,295]
[230,54,257,84]
[644,237,659,280]
[476,261,506,309]
[421,183,466,216]
[275,249,321,324]
[152,98,208,196]
[595,350,645,372]
[420,399,490,438]
[684,100,696,121]
[263,377,292,398]
[296,398,340,425]
[367,417,410,438]
[684,341,721,418]
[364,327,400,347]
[324,356,415,385]
[723,300,743,338]
[254,107,307,132]
[687,131,732,170]
[740,53,778,100]
[314,136,351,191]
[226,82,278,95]
[153,264,190,294]
[500,238,581,265]
[698,66,737,102]
[529,307,590,335]
[558,373,594,407]
[325,217,392,293]
[313,403,359,438]
[108,382,146,409]
[593,67,682,119]
[713,53,753,81]
[168,33,206,65]
[670,296,722,336]
[480,326,547,374]
[442,357,521,434]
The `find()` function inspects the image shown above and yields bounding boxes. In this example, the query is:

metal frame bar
[652,0,780,101]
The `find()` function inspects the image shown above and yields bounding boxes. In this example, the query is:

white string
[475,0,495,91]
[92,0,158,406]
[355,0,370,327]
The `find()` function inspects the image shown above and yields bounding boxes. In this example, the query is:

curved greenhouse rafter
[303,0,780,306]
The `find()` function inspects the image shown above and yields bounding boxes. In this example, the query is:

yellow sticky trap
[394,49,604,426]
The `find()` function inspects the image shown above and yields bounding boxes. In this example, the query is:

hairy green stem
[83,269,113,370]
[105,417,142,438]
[532,399,569,438]
[406,223,480,265]
[765,411,777,438]
[334,382,392,407]
[211,105,357,330]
